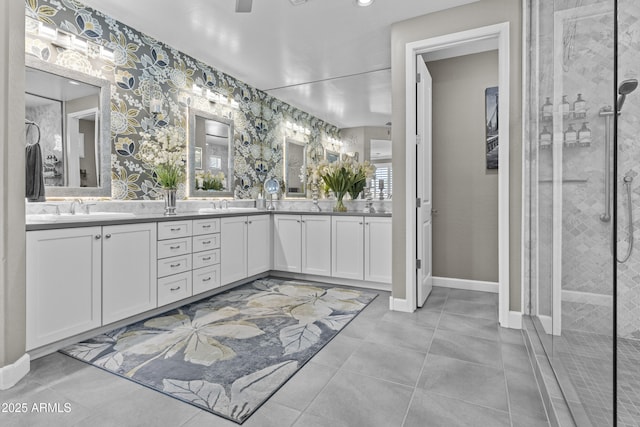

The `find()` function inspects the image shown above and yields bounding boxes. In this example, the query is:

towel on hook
[26,144,46,202]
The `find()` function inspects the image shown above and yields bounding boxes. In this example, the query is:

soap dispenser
[578,122,592,146]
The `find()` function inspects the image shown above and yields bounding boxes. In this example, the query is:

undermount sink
[198,207,259,214]
[27,212,137,223]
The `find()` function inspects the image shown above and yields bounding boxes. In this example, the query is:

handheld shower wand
[617,79,638,112]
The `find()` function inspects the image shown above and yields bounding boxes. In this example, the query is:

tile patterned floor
[0,287,549,427]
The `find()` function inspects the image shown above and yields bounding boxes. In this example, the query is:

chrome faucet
[70,199,84,215]
[221,200,229,210]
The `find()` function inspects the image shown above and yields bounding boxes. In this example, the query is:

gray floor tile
[27,352,90,387]
[271,361,337,411]
[506,369,548,421]
[240,401,301,427]
[339,311,381,340]
[437,312,499,342]
[101,384,200,427]
[403,389,511,427]
[180,411,240,427]
[306,370,413,427]
[422,294,447,312]
[417,354,508,412]
[511,410,550,427]
[311,333,363,369]
[0,386,93,427]
[430,286,450,297]
[500,327,526,346]
[380,308,441,329]
[46,364,142,408]
[446,288,499,305]
[364,319,434,353]
[502,342,534,374]
[342,341,426,386]
[292,412,352,427]
[429,330,503,369]
[443,298,498,321]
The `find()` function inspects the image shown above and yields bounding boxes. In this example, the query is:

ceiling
[81,0,478,129]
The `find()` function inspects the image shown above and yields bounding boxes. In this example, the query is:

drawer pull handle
[170,227,181,232]
[170,245,181,249]
[202,240,211,245]
[202,277,211,282]
[170,263,181,268]
[202,224,211,228]
[202,256,211,261]
[170,286,181,291]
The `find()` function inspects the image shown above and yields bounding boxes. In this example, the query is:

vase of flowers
[315,159,375,212]
[138,126,186,215]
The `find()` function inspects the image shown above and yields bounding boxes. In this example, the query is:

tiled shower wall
[25,0,341,200]
[616,0,640,339]
[532,0,640,340]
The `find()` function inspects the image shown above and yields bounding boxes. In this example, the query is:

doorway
[402,22,515,328]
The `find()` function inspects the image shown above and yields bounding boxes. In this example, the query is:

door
[247,214,271,276]
[102,223,157,324]
[26,227,102,350]
[221,216,248,285]
[364,217,392,284]
[416,57,433,307]
[332,216,364,280]
[273,214,302,272]
[302,215,331,276]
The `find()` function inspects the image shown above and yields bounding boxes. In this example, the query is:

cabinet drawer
[193,233,220,252]
[158,221,192,240]
[193,249,220,269]
[193,265,220,295]
[158,254,192,278]
[193,218,220,236]
[158,272,192,306]
[157,237,192,259]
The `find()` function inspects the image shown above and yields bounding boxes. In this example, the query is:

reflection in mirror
[188,108,234,198]
[369,139,393,199]
[24,56,111,198]
[285,138,306,197]
[325,150,340,164]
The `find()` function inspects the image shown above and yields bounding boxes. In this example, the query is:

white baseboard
[0,353,30,390]
[433,277,499,293]
[389,296,414,313]
[538,315,553,335]
[507,311,523,329]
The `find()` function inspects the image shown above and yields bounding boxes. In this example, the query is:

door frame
[403,22,514,328]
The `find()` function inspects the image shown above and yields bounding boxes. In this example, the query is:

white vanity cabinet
[192,218,221,295]
[273,214,331,276]
[102,223,157,324]
[247,215,272,276]
[157,220,193,307]
[364,217,392,283]
[273,215,302,272]
[26,227,102,350]
[221,215,271,285]
[331,216,392,284]
[332,216,365,280]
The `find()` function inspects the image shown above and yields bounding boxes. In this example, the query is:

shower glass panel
[528,0,618,425]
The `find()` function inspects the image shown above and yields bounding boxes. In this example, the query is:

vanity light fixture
[100,47,115,62]
[37,22,57,40]
[355,0,374,6]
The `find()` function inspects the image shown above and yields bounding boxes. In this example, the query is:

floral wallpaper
[24,0,340,199]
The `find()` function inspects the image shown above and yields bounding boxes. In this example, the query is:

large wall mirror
[25,56,112,198]
[284,138,306,197]
[188,108,234,198]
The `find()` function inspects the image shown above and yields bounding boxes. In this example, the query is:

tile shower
[527,0,640,425]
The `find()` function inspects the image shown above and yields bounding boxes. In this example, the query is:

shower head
[617,79,638,111]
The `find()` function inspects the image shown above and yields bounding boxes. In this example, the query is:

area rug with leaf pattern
[60,277,377,424]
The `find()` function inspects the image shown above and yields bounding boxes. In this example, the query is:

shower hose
[617,175,634,263]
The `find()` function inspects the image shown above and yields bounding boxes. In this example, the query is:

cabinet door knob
[94,234,101,240]
[105,234,112,239]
